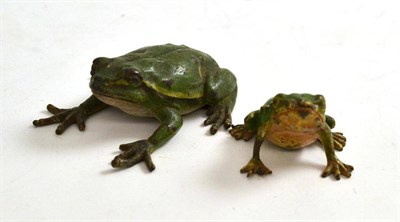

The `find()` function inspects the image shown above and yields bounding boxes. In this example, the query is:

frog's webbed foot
[111,140,156,171]
[33,104,87,135]
[240,158,272,177]
[321,159,353,180]
[332,132,346,151]
[229,124,255,141]
[204,105,232,135]
[33,96,107,134]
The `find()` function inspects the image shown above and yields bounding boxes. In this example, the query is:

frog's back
[119,44,219,99]
[123,44,187,59]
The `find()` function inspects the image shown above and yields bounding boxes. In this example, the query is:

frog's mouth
[91,89,133,108]
[92,90,154,117]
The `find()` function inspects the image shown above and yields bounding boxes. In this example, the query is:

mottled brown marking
[298,110,309,119]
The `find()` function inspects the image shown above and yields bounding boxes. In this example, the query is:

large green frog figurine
[33,44,237,171]
[229,93,353,180]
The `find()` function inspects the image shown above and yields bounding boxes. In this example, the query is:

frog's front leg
[33,95,109,134]
[319,124,353,180]
[111,107,183,171]
[240,134,272,177]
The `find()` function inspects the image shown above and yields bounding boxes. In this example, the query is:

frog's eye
[124,68,143,84]
[314,94,325,105]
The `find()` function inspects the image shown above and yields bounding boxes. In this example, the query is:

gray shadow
[29,104,214,175]
[202,135,331,190]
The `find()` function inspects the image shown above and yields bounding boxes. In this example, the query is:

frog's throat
[92,91,154,117]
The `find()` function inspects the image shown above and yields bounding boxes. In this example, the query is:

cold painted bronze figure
[229,93,353,180]
[33,44,237,171]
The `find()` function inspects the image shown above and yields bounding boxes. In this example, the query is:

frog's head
[89,57,143,98]
[266,93,326,114]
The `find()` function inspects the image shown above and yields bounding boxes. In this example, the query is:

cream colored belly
[267,131,319,149]
[267,112,322,149]
[93,93,154,117]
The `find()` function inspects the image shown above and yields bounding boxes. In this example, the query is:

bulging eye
[272,94,285,106]
[314,94,325,104]
[124,68,143,83]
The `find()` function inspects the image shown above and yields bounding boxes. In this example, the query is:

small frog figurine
[229,93,353,180]
[33,44,237,172]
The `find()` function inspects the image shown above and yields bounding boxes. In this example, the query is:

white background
[1,0,399,221]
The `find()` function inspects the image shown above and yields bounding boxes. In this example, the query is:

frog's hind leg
[204,68,237,134]
[332,132,346,151]
[320,115,346,151]
[318,132,346,151]
[325,115,336,129]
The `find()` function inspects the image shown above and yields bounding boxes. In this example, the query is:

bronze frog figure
[230,93,353,180]
[33,44,237,171]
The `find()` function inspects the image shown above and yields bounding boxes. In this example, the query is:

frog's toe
[229,125,254,141]
[33,115,62,127]
[54,110,86,134]
[332,132,346,151]
[204,106,231,135]
[223,115,232,129]
[229,125,245,140]
[321,159,353,180]
[240,158,272,177]
[33,105,70,127]
[46,104,67,114]
[111,140,156,171]
[333,141,344,151]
